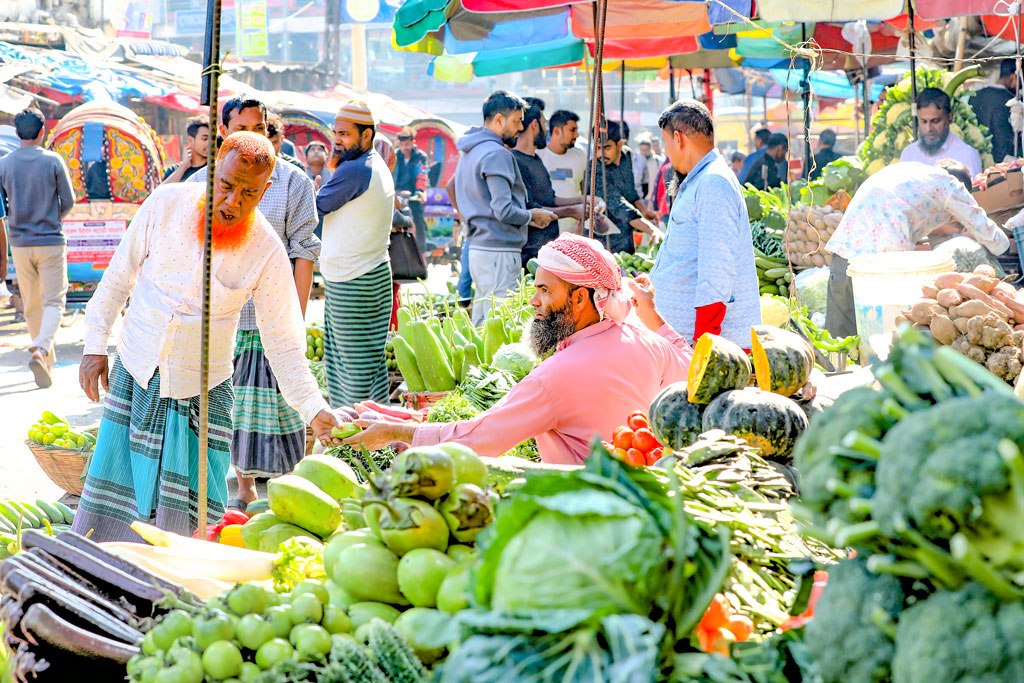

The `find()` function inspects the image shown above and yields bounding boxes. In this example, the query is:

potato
[955,282,997,307]
[922,284,939,299]
[966,344,988,364]
[951,336,971,354]
[954,300,996,319]
[930,314,958,345]
[811,254,825,267]
[935,288,963,309]
[935,272,965,290]
[954,317,971,333]
[963,275,997,294]
[1013,330,1024,347]
[1014,324,1024,333]
[973,264,997,278]
[908,299,938,325]
[966,315,986,346]
[980,315,1013,350]
[991,281,1016,299]
[988,298,1014,320]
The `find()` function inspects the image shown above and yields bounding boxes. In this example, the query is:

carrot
[725,615,754,642]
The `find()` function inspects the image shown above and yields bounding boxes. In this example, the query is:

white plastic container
[847,251,956,359]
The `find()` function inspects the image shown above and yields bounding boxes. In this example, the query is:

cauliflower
[759,295,790,328]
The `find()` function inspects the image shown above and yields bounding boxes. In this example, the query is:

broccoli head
[793,387,895,527]
[805,558,906,683]
[892,582,1024,683]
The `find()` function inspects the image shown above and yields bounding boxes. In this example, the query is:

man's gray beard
[920,129,949,155]
[523,304,577,357]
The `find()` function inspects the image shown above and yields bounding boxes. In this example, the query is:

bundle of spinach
[440,443,731,682]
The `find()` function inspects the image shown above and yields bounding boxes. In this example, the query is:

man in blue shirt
[738,128,771,185]
[650,99,761,347]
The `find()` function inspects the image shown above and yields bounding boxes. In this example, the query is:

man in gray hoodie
[0,108,75,388]
[455,91,556,324]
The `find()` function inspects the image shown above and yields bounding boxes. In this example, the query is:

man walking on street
[537,109,587,234]
[316,101,396,407]
[651,99,760,347]
[394,127,430,254]
[455,91,556,325]
[970,58,1018,164]
[188,96,320,508]
[0,107,74,388]
[162,115,209,184]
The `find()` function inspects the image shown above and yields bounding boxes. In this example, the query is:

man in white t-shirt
[537,110,588,234]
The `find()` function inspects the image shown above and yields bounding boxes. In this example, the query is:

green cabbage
[491,343,537,382]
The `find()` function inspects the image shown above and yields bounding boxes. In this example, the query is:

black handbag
[389,228,428,282]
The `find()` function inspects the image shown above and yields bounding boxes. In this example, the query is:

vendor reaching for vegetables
[345,233,693,465]
[825,160,1009,338]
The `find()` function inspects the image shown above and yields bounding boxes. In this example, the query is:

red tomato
[626,412,649,431]
[632,428,659,453]
[612,426,634,451]
[645,447,664,466]
[612,448,630,461]
[625,448,646,467]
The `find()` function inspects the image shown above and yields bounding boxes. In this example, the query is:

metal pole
[909,2,918,138]
[620,62,626,132]
[801,24,811,179]
[863,78,870,139]
[669,66,676,101]
[198,0,223,540]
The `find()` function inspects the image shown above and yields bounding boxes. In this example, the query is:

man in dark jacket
[394,127,430,253]
[805,128,841,180]
[746,133,788,190]
[971,58,1017,164]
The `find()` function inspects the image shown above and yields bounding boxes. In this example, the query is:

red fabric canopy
[571,0,710,40]
[914,0,1003,19]
[587,35,699,59]
[145,92,204,114]
[462,0,583,10]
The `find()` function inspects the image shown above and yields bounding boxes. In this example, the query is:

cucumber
[784,272,793,283]
[245,499,269,516]
[0,502,21,529]
[392,336,426,392]
[21,502,49,528]
[410,321,456,392]
[763,267,789,279]
[35,499,64,524]
[759,285,780,295]
[9,502,42,528]
[755,256,786,270]
[53,501,76,525]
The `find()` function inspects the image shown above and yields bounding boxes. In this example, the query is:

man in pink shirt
[345,234,692,464]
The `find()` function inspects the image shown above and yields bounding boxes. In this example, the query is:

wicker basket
[25,440,88,495]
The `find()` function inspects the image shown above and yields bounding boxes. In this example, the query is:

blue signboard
[175,7,236,36]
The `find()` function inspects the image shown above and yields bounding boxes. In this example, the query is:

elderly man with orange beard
[73,132,346,543]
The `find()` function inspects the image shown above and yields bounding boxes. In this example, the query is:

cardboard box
[974,167,1024,214]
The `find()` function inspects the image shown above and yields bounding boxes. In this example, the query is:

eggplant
[56,531,197,603]
[21,602,138,665]
[22,548,100,597]
[1,596,24,639]
[5,554,140,627]
[20,531,164,616]
[16,580,142,644]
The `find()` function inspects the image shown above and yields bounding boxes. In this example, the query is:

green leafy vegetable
[426,392,480,423]
[272,537,325,592]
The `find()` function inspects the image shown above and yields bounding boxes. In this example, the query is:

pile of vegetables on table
[783,203,843,269]
[743,185,788,260]
[25,412,95,453]
[391,280,534,395]
[614,242,660,274]
[861,66,993,174]
[895,265,1024,383]
[754,249,792,297]
[304,324,323,361]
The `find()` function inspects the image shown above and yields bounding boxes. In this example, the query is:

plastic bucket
[847,251,956,358]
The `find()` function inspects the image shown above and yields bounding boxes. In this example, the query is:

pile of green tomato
[27,411,95,451]
[128,579,353,682]
[306,325,324,361]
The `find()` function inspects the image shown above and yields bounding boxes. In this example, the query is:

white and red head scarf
[537,234,632,322]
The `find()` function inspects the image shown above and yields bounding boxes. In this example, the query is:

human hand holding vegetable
[343,419,417,450]
[80,354,109,402]
[310,410,349,448]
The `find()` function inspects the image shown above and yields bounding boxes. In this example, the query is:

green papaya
[259,523,313,553]
[292,455,360,501]
[268,474,343,538]
[241,511,283,550]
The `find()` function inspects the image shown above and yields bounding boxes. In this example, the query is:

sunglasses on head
[397,135,413,141]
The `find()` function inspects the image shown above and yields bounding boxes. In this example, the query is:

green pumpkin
[702,389,808,461]
[648,382,704,451]
[750,326,815,397]
[687,334,752,404]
